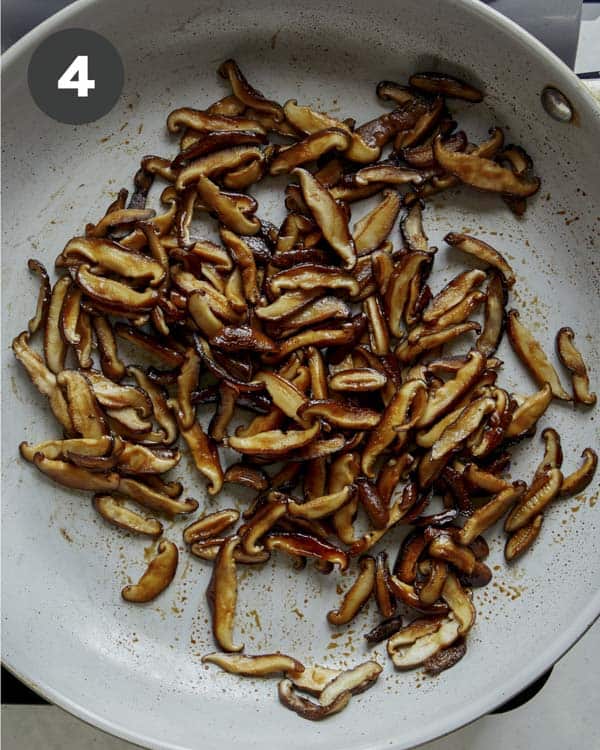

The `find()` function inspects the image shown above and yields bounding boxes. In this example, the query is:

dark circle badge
[28,28,124,125]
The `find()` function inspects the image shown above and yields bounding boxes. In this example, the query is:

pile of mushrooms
[13,60,597,720]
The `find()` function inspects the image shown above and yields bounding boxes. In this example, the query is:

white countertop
[2,5,599,750]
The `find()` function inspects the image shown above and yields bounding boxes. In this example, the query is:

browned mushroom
[206,535,243,652]
[374,551,396,617]
[171,399,223,495]
[44,276,71,374]
[318,660,382,705]
[353,191,401,256]
[293,168,356,269]
[93,494,163,537]
[504,384,553,439]
[27,259,51,334]
[268,264,359,297]
[560,448,598,497]
[277,679,351,721]
[441,573,476,635]
[265,533,348,571]
[556,327,597,405]
[433,136,540,196]
[505,469,563,532]
[327,556,376,625]
[57,370,108,439]
[506,310,571,400]
[166,108,267,135]
[122,540,178,602]
[183,509,240,545]
[505,515,543,562]
[409,72,483,101]
[270,129,350,175]
[203,652,304,676]
[387,616,459,669]
[218,60,284,122]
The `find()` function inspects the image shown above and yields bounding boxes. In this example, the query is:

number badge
[28,29,123,125]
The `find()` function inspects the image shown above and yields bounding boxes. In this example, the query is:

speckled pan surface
[2,0,599,748]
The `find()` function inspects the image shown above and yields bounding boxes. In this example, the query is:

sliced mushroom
[409,71,483,101]
[374,551,396,617]
[383,251,432,337]
[268,263,359,297]
[377,454,414,505]
[76,265,158,312]
[388,616,459,669]
[441,573,475,635]
[274,296,352,338]
[428,533,476,574]
[226,421,320,457]
[122,540,178,603]
[218,59,284,122]
[171,400,223,495]
[206,535,243,652]
[318,661,382,705]
[117,477,198,516]
[422,270,486,324]
[115,324,184,367]
[277,679,351,721]
[364,615,405,644]
[128,366,178,445]
[288,485,355,521]
[265,533,348,571]
[505,469,563,532]
[92,316,125,381]
[27,259,51,334]
[348,497,407,556]
[354,165,424,187]
[93,494,163,537]
[270,129,350,175]
[560,448,598,497]
[183,509,240,545]
[44,276,71,374]
[506,310,570,400]
[363,295,390,356]
[504,384,553,439]
[293,168,356,270]
[396,322,480,363]
[32,453,119,492]
[457,482,525,545]
[327,555,376,625]
[202,652,304,676]
[166,108,267,135]
[195,175,260,235]
[328,368,387,393]
[361,379,427,477]
[416,350,485,428]
[418,559,449,606]
[556,327,597,405]
[534,427,563,481]
[175,146,264,189]
[505,514,543,562]
[191,538,269,564]
[433,136,540,196]
[475,271,507,357]
[430,396,496,460]
[60,237,165,286]
[444,233,515,287]
[57,370,107,439]
[222,464,268,492]
[353,191,401,256]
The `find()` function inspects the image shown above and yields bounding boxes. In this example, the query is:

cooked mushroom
[171,399,223,495]
[44,276,71,374]
[441,573,475,635]
[409,71,483,101]
[505,515,543,562]
[268,263,359,297]
[60,237,165,286]
[506,311,571,400]
[433,136,540,196]
[122,540,178,603]
[418,559,449,606]
[457,483,525,545]
[57,370,107,439]
[218,59,284,122]
[505,469,563,532]
[318,661,382,705]
[117,477,198,516]
[396,322,480,363]
[32,453,120,492]
[265,533,348,571]
[299,399,380,430]
[328,368,387,393]
[27,259,51,334]
[277,679,351,721]
[560,448,598,497]
[203,652,304,676]
[388,616,459,669]
[93,494,163,537]
[293,168,356,269]
[195,175,261,235]
[288,486,355,521]
[183,509,240,545]
[206,535,243,652]
[364,615,405,644]
[504,383,553,439]
[166,108,267,135]
[327,555,376,625]
[556,327,597,405]
[444,233,515,287]
[92,316,126,381]
[353,191,401,255]
[423,639,467,675]
[115,324,184,367]
[361,379,427,477]
[374,550,396,617]
[270,129,350,175]
[428,533,476,574]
